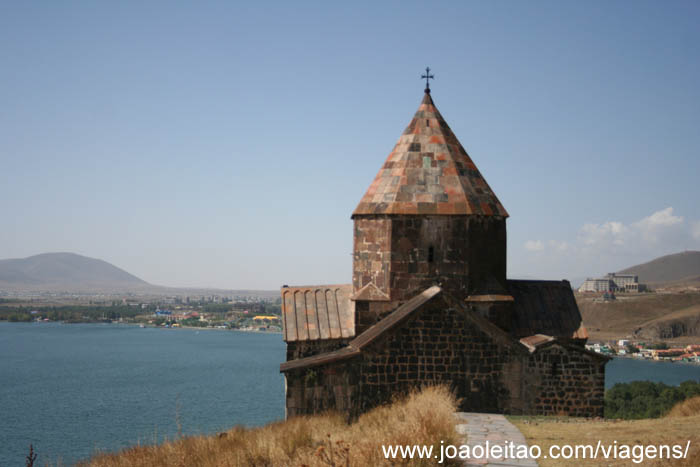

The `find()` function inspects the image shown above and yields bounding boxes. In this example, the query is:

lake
[605,355,700,387]
[0,322,285,466]
[2,322,700,466]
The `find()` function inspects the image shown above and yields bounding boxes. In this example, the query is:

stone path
[454,412,538,466]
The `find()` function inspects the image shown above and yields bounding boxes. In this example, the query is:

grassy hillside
[513,396,700,466]
[512,413,700,466]
[577,292,700,341]
[619,251,700,287]
[636,304,700,340]
[79,386,460,467]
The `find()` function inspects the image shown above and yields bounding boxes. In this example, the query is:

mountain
[0,252,149,292]
[578,251,700,341]
[618,251,700,287]
[0,252,280,297]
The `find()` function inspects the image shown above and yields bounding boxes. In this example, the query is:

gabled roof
[519,334,556,352]
[507,279,588,341]
[353,91,508,217]
[281,286,529,372]
[350,286,442,349]
[281,285,355,342]
[280,286,441,372]
[519,334,611,361]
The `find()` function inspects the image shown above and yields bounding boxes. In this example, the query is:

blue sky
[2,1,699,289]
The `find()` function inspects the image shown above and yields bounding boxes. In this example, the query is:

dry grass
[666,395,700,418]
[511,413,700,466]
[79,385,460,467]
[656,396,700,467]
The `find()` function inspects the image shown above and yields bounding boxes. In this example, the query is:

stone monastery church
[279,80,609,419]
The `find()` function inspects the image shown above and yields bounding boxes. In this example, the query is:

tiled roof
[281,286,442,372]
[507,280,588,340]
[281,285,355,342]
[519,334,556,352]
[353,91,508,217]
[281,286,530,372]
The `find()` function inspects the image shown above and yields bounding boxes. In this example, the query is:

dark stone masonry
[279,89,608,420]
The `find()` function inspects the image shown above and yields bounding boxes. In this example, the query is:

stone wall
[284,298,607,419]
[354,298,519,414]
[388,215,507,300]
[286,338,351,362]
[285,362,358,419]
[522,345,606,417]
[286,297,523,418]
[352,215,507,304]
[284,338,357,419]
[354,300,397,335]
[352,217,392,297]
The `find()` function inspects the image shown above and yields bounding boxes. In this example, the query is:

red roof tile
[352,92,508,217]
[281,285,355,342]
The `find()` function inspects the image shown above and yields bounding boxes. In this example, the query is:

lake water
[0,322,285,466]
[2,322,700,466]
[605,356,700,388]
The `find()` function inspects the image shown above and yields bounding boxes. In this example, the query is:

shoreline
[608,353,700,365]
[0,320,283,335]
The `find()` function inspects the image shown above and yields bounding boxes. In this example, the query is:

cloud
[635,207,683,228]
[517,207,700,279]
[631,207,684,243]
[691,221,700,241]
[524,240,544,251]
[525,207,700,264]
[576,207,686,252]
[548,240,569,252]
[579,221,629,247]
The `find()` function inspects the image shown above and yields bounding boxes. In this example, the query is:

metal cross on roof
[421,67,434,93]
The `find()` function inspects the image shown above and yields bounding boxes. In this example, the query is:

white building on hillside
[578,273,646,293]
[579,278,614,292]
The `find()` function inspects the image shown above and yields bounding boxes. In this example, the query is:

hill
[577,251,700,341]
[618,251,700,288]
[577,292,700,341]
[633,303,700,340]
[0,252,149,292]
[0,252,280,298]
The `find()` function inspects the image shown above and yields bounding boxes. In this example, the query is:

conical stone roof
[353,92,508,217]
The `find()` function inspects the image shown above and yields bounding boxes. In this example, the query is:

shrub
[605,380,700,419]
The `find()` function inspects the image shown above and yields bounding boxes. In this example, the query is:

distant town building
[579,273,646,293]
[579,278,614,293]
[607,273,644,292]
[253,315,280,323]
